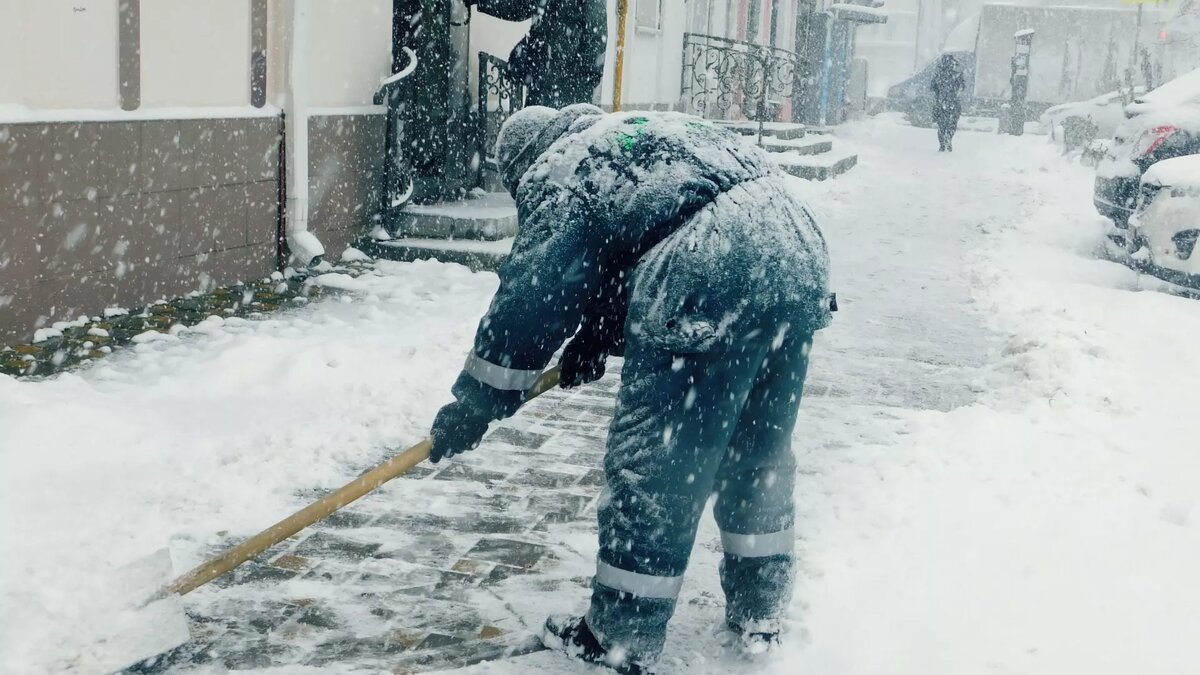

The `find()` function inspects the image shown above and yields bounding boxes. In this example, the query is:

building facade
[1,0,878,345]
[0,0,529,344]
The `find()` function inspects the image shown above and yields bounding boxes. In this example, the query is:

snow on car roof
[1142,155,1200,187]
[1114,104,1200,139]
[1127,68,1200,115]
[1043,88,1139,115]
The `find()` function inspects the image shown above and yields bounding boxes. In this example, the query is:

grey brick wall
[0,116,282,344]
[307,113,385,261]
[0,112,386,345]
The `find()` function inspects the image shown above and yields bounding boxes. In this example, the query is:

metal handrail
[477,52,526,185]
[680,32,803,143]
[683,32,797,60]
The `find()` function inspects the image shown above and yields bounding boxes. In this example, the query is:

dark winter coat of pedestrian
[428,104,833,674]
[469,0,607,107]
[931,54,965,151]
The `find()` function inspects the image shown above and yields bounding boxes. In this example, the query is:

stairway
[717,121,859,181]
[356,192,515,272]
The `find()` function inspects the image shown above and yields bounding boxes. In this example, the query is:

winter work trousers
[586,324,812,662]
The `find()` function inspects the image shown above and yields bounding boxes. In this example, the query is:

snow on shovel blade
[62,548,189,675]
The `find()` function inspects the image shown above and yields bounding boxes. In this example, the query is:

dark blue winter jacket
[453,107,832,421]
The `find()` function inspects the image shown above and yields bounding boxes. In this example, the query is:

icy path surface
[2,119,1199,674]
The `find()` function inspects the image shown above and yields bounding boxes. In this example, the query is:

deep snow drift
[2,118,1199,674]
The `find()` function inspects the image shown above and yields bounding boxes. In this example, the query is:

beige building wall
[140,0,253,108]
[4,0,121,110]
[0,2,22,106]
[601,0,689,109]
[305,0,393,108]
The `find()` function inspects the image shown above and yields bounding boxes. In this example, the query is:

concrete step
[359,236,512,272]
[716,120,808,140]
[761,134,834,156]
[773,147,859,181]
[394,192,517,241]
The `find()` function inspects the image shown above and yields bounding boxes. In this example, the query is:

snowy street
[3,118,1200,674]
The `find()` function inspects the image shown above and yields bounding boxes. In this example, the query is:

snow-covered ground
[0,263,502,673]
[3,118,1199,674]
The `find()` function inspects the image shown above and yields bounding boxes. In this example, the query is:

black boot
[728,620,782,655]
[542,615,654,675]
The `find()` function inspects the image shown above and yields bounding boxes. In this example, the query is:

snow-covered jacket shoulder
[517,112,778,249]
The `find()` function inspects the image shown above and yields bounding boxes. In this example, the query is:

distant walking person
[931,54,965,152]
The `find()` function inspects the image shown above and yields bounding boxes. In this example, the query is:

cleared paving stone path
[149,372,620,673]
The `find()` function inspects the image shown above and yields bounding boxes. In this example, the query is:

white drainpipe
[285,0,325,267]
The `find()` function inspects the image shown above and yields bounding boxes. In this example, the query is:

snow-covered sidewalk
[3,118,1200,675]
[0,261,506,672]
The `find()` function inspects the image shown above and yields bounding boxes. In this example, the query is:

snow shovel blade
[64,548,190,675]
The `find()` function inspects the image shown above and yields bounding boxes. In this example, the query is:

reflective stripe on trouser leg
[719,527,795,558]
[587,341,777,663]
[594,561,685,599]
[463,352,542,391]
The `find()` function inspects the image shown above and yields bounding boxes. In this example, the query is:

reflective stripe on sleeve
[720,527,795,558]
[463,353,543,391]
[595,561,684,599]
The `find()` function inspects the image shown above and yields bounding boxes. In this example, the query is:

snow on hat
[496,104,604,197]
[496,106,557,187]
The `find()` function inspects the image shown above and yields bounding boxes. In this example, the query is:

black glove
[559,275,627,389]
[429,402,490,463]
[559,339,607,389]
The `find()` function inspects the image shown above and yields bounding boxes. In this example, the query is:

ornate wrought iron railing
[680,33,803,141]
[477,52,526,174]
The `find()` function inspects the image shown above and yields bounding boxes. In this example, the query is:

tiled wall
[0,116,283,343]
[0,113,385,345]
[307,113,385,260]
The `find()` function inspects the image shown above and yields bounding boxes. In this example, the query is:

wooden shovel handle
[164,367,562,598]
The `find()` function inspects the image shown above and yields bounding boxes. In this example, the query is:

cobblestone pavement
[140,371,620,674]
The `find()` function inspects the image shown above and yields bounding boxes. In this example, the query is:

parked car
[1127,155,1200,286]
[1094,69,1200,227]
[1041,88,1143,151]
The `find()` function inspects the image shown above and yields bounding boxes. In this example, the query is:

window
[636,0,662,32]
